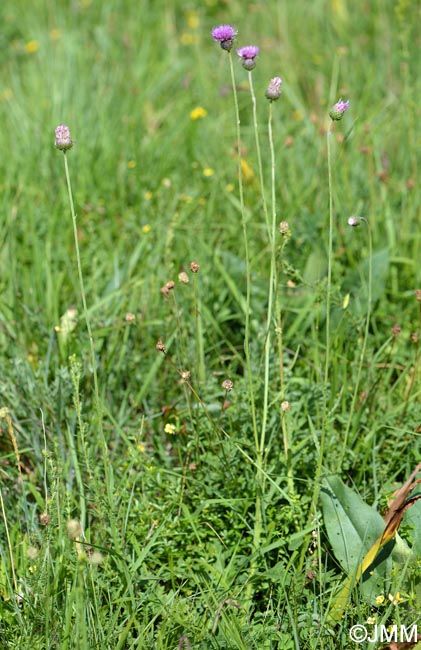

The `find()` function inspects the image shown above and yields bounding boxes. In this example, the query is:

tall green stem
[341,218,372,463]
[63,153,101,422]
[228,54,258,450]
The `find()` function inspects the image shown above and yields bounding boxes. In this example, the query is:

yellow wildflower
[49,29,62,41]
[388,592,403,605]
[127,160,136,169]
[375,595,385,605]
[190,106,207,120]
[180,33,199,46]
[240,158,254,182]
[144,191,152,201]
[186,11,200,29]
[203,168,214,177]
[225,183,234,192]
[142,224,151,234]
[25,40,40,54]
[164,423,176,435]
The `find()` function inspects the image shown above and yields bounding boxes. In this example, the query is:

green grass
[1,0,420,648]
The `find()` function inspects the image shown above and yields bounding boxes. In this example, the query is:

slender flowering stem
[307,121,334,527]
[248,71,270,234]
[341,217,372,463]
[228,53,259,451]
[63,153,101,419]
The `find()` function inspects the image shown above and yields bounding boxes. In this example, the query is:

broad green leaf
[321,476,386,574]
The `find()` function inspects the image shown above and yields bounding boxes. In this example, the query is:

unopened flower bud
[348,216,360,227]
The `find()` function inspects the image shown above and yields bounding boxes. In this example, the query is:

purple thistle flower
[55,124,73,151]
[211,24,237,52]
[237,45,259,70]
[329,98,350,121]
[265,76,282,101]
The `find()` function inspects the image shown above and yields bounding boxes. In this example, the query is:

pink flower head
[347,216,360,227]
[236,45,259,70]
[329,98,350,121]
[265,76,282,101]
[211,24,237,51]
[55,124,73,151]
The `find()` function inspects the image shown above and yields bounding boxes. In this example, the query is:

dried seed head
[39,512,51,526]
[125,312,136,322]
[281,400,291,412]
[181,370,191,381]
[156,338,166,353]
[189,261,200,273]
[410,332,419,343]
[392,324,401,338]
[178,271,189,284]
[222,379,233,392]
[166,280,175,290]
[279,221,289,235]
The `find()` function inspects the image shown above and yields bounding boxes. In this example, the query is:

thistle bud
[329,98,350,121]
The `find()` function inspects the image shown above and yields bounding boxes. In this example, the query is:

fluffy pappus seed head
[55,124,73,151]
[178,271,189,284]
[279,220,290,235]
[265,76,282,101]
[66,519,82,539]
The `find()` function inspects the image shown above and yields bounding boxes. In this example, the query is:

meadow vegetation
[0,0,420,648]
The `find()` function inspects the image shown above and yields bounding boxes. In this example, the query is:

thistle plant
[211,26,259,451]
[55,125,101,424]
[308,98,350,524]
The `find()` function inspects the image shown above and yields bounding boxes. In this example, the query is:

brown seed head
[189,261,200,273]
[39,512,51,526]
[166,280,175,290]
[222,379,233,392]
[156,338,166,353]
[281,400,291,412]
[392,324,401,338]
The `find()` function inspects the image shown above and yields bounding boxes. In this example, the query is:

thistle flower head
[55,124,73,151]
[265,76,282,101]
[329,98,350,121]
[211,24,237,51]
[237,45,259,70]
